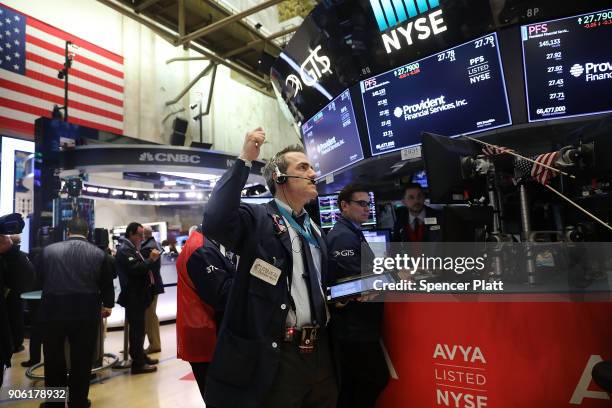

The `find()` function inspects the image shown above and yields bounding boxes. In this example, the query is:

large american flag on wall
[0,3,124,136]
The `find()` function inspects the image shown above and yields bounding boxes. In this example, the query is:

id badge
[424,217,438,225]
[249,258,281,286]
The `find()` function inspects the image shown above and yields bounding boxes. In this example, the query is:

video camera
[0,213,25,235]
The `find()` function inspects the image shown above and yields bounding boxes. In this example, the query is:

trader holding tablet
[202,128,337,408]
[327,184,389,408]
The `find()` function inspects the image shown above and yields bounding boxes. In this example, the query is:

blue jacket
[327,215,384,342]
[202,160,330,408]
[186,238,235,326]
[115,238,154,311]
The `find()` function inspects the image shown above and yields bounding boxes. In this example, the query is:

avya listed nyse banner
[522,8,612,122]
[361,33,511,155]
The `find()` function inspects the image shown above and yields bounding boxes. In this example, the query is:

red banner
[379,301,612,407]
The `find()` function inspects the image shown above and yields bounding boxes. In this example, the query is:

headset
[274,163,315,185]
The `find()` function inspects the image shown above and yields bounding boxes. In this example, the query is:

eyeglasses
[349,200,370,208]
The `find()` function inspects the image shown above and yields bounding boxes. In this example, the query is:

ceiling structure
[97,0,305,95]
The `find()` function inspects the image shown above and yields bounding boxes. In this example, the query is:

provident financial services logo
[570,64,584,77]
[370,0,440,31]
[369,0,447,54]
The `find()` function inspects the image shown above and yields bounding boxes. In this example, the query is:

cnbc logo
[570,64,584,77]
[369,0,447,54]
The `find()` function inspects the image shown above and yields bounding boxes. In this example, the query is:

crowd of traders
[0,126,447,408]
[3,126,608,407]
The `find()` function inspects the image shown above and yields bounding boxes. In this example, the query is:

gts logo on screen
[369,0,447,54]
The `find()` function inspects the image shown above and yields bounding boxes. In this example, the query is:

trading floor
[2,324,203,408]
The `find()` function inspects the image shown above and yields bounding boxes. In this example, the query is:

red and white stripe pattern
[481,144,513,156]
[0,3,124,136]
[530,151,560,185]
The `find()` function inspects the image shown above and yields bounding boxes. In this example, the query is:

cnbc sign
[369,0,448,54]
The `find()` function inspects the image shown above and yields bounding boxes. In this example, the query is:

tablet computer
[326,272,395,302]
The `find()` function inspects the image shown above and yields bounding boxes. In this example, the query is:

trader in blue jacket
[327,183,389,408]
[202,127,337,408]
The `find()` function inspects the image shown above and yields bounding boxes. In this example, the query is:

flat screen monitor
[360,33,512,156]
[412,170,429,189]
[362,229,391,258]
[318,192,376,229]
[302,89,364,180]
[521,9,612,121]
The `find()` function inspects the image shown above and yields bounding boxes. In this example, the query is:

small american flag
[0,4,124,136]
[481,144,513,156]
[515,151,560,185]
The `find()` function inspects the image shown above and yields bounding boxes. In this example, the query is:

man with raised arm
[202,128,337,408]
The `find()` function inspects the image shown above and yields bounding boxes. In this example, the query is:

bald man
[141,226,164,354]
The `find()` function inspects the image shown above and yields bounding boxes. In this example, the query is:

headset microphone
[274,164,315,185]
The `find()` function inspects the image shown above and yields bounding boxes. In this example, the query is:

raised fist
[239,127,266,162]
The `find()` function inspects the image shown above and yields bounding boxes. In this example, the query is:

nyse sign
[369,0,448,54]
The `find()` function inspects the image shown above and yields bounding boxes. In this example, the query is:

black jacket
[39,237,114,322]
[187,238,235,326]
[141,237,164,295]
[392,206,443,243]
[1,245,35,369]
[202,160,330,408]
[327,215,384,342]
[115,238,154,310]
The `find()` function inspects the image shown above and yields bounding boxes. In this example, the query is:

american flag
[514,151,560,185]
[481,144,513,156]
[0,4,124,136]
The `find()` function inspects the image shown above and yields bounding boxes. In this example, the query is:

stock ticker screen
[522,9,612,122]
[301,89,364,180]
[360,33,512,156]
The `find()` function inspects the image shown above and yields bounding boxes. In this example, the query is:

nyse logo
[370,0,440,31]
[139,152,201,164]
[285,45,332,97]
[369,0,447,54]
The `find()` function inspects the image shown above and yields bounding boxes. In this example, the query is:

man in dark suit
[115,222,159,374]
[0,234,34,387]
[39,218,114,408]
[141,225,163,354]
[202,127,337,408]
[392,183,442,243]
[327,183,389,408]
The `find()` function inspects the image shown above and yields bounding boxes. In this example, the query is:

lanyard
[276,205,319,248]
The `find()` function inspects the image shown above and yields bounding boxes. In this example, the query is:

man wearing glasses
[327,183,389,408]
[392,183,442,243]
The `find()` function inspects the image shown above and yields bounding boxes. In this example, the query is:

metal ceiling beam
[166,56,209,64]
[178,0,188,50]
[165,62,217,106]
[223,26,297,58]
[97,0,177,45]
[176,0,285,46]
[96,0,269,89]
[135,0,162,13]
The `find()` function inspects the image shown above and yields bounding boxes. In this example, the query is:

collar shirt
[274,198,326,327]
